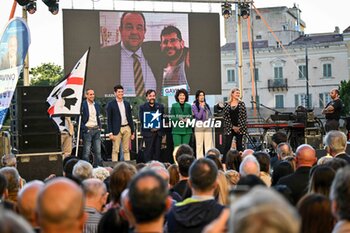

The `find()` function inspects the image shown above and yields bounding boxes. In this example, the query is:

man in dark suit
[324,130,350,163]
[102,12,162,97]
[277,144,317,205]
[81,89,103,167]
[139,89,164,162]
[106,85,135,161]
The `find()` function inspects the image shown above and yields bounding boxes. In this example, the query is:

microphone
[250,100,256,104]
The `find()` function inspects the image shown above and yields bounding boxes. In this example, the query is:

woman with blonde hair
[217,88,247,161]
[215,170,229,205]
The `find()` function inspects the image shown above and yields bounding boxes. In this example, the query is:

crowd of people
[1,127,350,233]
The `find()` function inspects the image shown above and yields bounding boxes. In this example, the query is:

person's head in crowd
[284,155,297,171]
[205,148,221,159]
[330,166,350,222]
[174,144,194,163]
[1,153,17,167]
[82,178,109,212]
[295,144,317,168]
[325,157,348,172]
[63,158,79,177]
[272,185,294,204]
[205,154,224,171]
[230,186,300,233]
[188,158,218,196]
[160,25,184,64]
[241,149,254,159]
[97,207,129,233]
[177,154,195,179]
[324,130,347,156]
[271,161,294,186]
[236,174,266,189]
[109,162,137,205]
[308,165,335,197]
[0,167,20,203]
[277,142,294,160]
[0,210,35,233]
[145,165,170,187]
[174,88,189,105]
[119,12,146,52]
[62,155,77,169]
[225,149,241,171]
[135,163,146,171]
[167,164,179,188]
[317,155,333,165]
[0,173,7,200]
[253,151,271,174]
[92,166,110,181]
[214,170,229,205]
[72,160,93,181]
[253,151,271,186]
[17,180,44,228]
[224,170,240,188]
[146,160,166,169]
[239,155,260,177]
[271,131,288,149]
[126,170,171,229]
[297,193,336,233]
[37,177,87,233]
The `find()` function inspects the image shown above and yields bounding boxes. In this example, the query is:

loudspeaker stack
[10,86,63,181]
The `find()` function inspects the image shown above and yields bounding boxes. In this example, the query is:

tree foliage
[30,63,64,86]
[339,79,350,116]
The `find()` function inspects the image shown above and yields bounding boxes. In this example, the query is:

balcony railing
[268,78,288,91]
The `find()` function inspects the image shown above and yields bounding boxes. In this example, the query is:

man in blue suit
[139,89,164,162]
[106,85,135,161]
[81,89,103,167]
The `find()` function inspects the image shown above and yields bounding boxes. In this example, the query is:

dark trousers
[325,119,340,132]
[223,132,243,162]
[143,133,162,162]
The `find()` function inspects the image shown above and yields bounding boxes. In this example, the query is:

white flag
[47,49,89,116]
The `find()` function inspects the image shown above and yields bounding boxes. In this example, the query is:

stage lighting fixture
[16,0,30,6]
[239,3,250,19]
[25,1,37,14]
[42,0,59,15]
[221,2,232,19]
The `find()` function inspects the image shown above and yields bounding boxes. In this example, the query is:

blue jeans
[82,129,103,167]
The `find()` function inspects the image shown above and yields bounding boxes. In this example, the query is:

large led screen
[63,9,221,97]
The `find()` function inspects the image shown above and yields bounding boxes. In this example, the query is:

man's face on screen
[160,32,184,62]
[120,13,146,52]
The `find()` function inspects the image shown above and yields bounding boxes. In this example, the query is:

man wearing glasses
[160,25,190,90]
[104,12,162,96]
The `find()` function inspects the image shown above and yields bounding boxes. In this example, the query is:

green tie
[132,53,145,96]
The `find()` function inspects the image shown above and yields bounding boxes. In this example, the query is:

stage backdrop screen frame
[63,9,221,97]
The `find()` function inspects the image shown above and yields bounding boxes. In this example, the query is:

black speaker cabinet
[10,102,51,119]
[17,153,63,181]
[11,118,58,134]
[11,133,61,154]
[12,86,53,103]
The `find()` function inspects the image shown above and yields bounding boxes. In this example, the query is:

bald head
[242,149,254,159]
[37,177,86,233]
[17,180,44,227]
[295,144,317,167]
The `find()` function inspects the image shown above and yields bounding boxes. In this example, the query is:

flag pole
[75,47,91,158]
